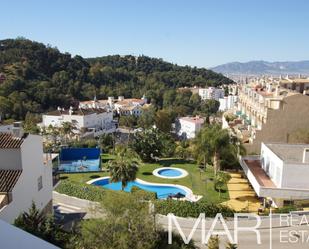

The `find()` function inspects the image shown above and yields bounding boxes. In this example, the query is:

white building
[219,95,238,111]
[79,95,148,117]
[240,142,309,208]
[42,107,115,137]
[0,132,53,223]
[198,87,224,101]
[112,96,147,117]
[177,116,205,139]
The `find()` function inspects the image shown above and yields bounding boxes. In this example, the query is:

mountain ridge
[212,60,309,75]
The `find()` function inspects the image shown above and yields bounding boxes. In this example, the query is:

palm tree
[194,125,230,174]
[108,147,139,190]
[60,121,76,144]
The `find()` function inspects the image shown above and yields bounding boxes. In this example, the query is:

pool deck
[152,167,189,179]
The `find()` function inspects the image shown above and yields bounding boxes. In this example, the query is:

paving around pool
[152,167,188,179]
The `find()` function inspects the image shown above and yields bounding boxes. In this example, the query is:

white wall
[42,111,114,133]
[260,143,283,188]
[0,135,52,223]
[0,149,22,170]
[178,119,202,139]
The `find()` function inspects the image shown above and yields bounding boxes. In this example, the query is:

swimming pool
[88,177,192,199]
[58,159,100,172]
[153,167,188,179]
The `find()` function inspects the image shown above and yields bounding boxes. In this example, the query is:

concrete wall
[245,94,309,154]
[282,162,309,189]
[0,135,53,223]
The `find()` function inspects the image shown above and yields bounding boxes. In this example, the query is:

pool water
[158,168,182,177]
[59,159,100,172]
[92,178,187,199]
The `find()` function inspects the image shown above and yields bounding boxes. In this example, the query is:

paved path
[221,172,261,212]
[52,192,103,230]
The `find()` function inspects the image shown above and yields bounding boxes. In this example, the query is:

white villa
[177,116,205,139]
[42,107,115,137]
[240,142,309,208]
[79,95,148,117]
[0,132,53,223]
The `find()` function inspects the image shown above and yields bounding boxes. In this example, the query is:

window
[38,176,43,191]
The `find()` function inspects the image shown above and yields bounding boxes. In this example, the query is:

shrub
[131,186,157,200]
[154,199,234,218]
[56,181,106,202]
[273,205,298,214]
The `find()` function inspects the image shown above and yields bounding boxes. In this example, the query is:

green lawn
[60,156,229,204]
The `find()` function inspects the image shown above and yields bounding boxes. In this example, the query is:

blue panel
[60,148,100,161]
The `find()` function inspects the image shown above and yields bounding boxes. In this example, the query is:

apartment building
[0,132,53,223]
[229,82,309,153]
[42,107,115,137]
[198,87,224,100]
[240,143,309,208]
[219,95,238,111]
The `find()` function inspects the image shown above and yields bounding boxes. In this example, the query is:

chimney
[302,148,309,163]
[12,121,24,138]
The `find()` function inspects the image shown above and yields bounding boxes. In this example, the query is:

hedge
[56,181,157,202]
[131,186,157,201]
[154,199,234,218]
[56,181,106,202]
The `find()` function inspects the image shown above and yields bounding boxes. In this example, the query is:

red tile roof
[0,133,24,149]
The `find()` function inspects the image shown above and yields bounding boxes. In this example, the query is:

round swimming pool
[87,177,193,200]
[153,167,188,179]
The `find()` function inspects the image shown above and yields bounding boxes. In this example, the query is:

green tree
[130,128,166,162]
[99,133,114,152]
[214,171,231,197]
[76,192,196,249]
[137,106,156,129]
[14,202,70,247]
[108,148,139,190]
[194,125,230,174]
[155,109,173,133]
[200,99,220,116]
[23,112,40,134]
[60,121,77,143]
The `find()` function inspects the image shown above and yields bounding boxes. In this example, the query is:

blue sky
[1,0,309,67]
